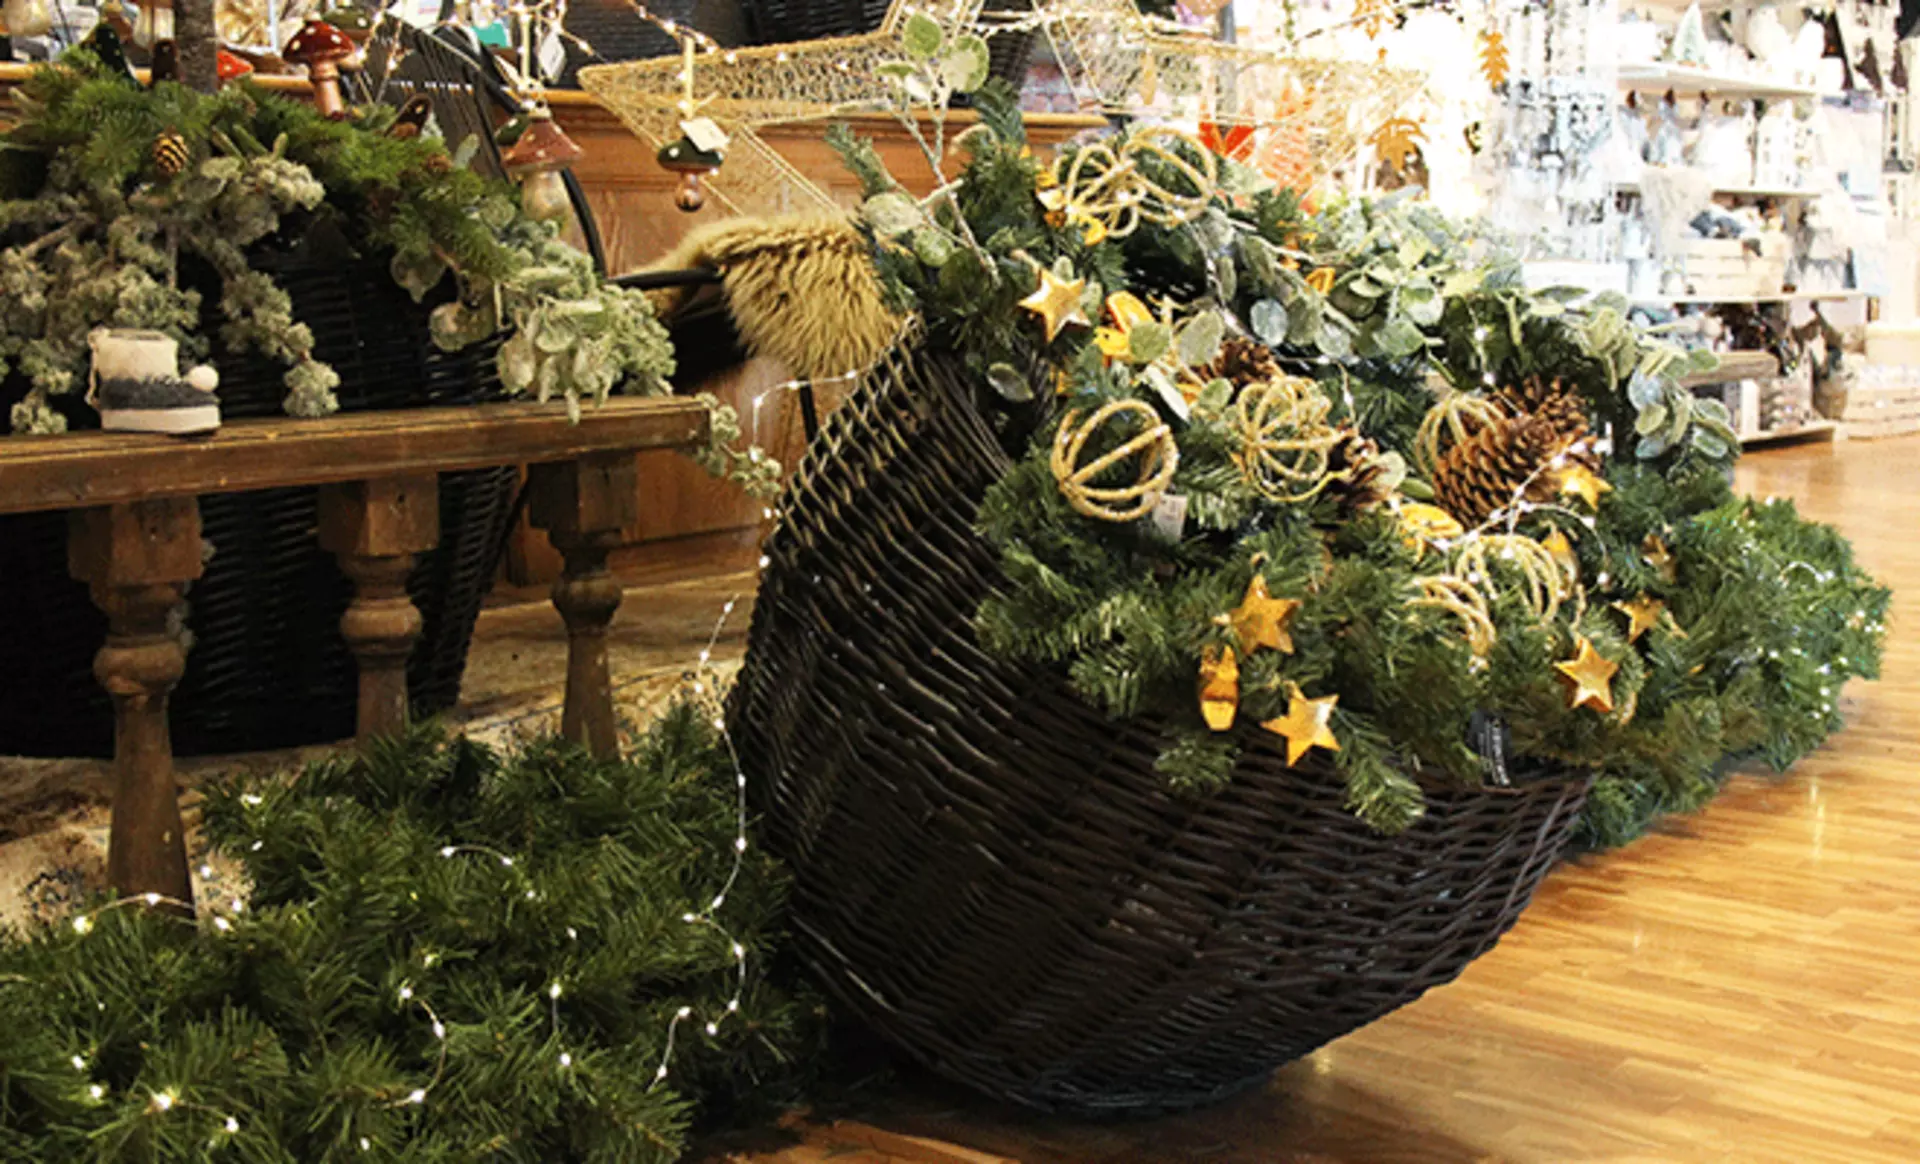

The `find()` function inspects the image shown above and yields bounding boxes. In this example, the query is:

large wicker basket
[729,346,1593,1115]
[0,240,517,758]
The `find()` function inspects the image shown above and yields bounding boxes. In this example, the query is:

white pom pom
[185,365,220,393]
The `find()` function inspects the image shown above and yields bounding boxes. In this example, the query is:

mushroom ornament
[656,132,724,212]
[501,108,583,223]
[284,18,355,120]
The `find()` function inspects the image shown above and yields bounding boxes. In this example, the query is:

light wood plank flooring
[728,436,1920,1164]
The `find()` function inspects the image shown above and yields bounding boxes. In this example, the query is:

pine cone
[1431,414,1566,526]
[1326,427,1393,512]
[1495,375,1592,459]
[1202,336,1282,389]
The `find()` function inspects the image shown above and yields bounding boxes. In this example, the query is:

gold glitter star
[1018,266,1090,343]
[1554,636,1618,713]
[1612,594,1666,643]
[1229,574,1301,655]
[1198,644,1240,732]
[1558,463,1612,510]
[1642,533,1677,583]
[1261,687,1341,765]
[1541,527,1579,581]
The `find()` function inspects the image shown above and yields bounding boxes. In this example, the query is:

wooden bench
[0,397,711,912]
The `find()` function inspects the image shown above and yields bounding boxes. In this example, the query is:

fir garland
[0,53,779,498]
[0,708,823,1161]
[836,84,1889,843]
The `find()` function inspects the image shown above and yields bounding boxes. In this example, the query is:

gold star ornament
[1612,594,1666,643]
[1554,636,1618,713]
[1198,644,1240,732]
[1019,266,1091,343]
[1541,527,1579,582]
[1262,687,1341,765]
[1642,533,1677,583]
[1229,574,1301,655]
[1558,463,1612,510]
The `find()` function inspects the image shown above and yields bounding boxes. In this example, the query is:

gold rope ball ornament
[1037,128,1220,246]
[1198,644,1240,731]
[1019,266,1091,343]
[1452,532,1577,623]
[1261,686,1342,765]
[1050,399,1181,523]
[1408,575,1497,658]
[152,130,190,178]
[1555,636,1619,713]
[1231,376,1346,503]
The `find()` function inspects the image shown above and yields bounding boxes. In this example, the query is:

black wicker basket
[0,237,518,758]
[729,346,1593,1115]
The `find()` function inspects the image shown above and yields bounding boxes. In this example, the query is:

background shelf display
[1615,62,1824,99]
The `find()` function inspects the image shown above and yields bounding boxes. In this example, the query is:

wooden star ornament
[1558,463,1612,510]
[1019,266,1091,343]
[1198,644,1240,732]
[1554,636,1618,713]
[1262,687,1341,765]
[1642,533,1677,583]
[1540,527,1580,585]
[1613,594,1666,643]
[1229,574,1301,655]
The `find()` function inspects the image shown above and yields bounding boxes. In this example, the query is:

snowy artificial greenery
[0,53,779,497]
[834,85,1889,845]
[0,708,823,1162]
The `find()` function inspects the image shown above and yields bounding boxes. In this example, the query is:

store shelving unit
[1615,62,1825,99]
[1632,290,1869,308]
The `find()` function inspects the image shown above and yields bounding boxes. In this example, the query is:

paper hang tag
[538,29,568,82]
[1142,365,1191,423]
[681,117,731,154]
[1467,711,1514,790]
[1148,492,1189,542]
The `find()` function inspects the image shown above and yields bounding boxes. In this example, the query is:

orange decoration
[1199,120,1257,162]
[1369,117,1426,177]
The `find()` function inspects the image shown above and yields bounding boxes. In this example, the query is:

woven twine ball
[1050,398,1180,522]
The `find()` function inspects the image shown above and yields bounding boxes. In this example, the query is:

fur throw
[643,214,901,382]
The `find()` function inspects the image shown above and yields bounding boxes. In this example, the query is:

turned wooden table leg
[69,499,204,912]
[318,475,441,746]
[528,453,638,758]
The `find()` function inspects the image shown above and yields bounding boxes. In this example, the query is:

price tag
[538,29,568,82]
[1148,492,1189,542]
[680,117,731,154]
[1468,711,1513,789]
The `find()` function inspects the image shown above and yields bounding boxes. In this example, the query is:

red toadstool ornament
[500,108,583,223]
[215,48,253,88]
[284,18,355,120]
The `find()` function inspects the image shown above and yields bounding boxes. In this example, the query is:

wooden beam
[0,398,710,515]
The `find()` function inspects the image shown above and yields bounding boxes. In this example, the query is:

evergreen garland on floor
[833,82,1889,845]
[0,707,823,1162]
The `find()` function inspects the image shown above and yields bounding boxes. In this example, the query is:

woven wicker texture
[730,345,1593,1114]
[0,242,517,758]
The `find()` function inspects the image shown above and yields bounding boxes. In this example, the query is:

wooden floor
[730,435,1920,1164]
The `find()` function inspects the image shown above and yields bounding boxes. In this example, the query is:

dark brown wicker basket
[0,239,517,758]
[729,346,1594,1115]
